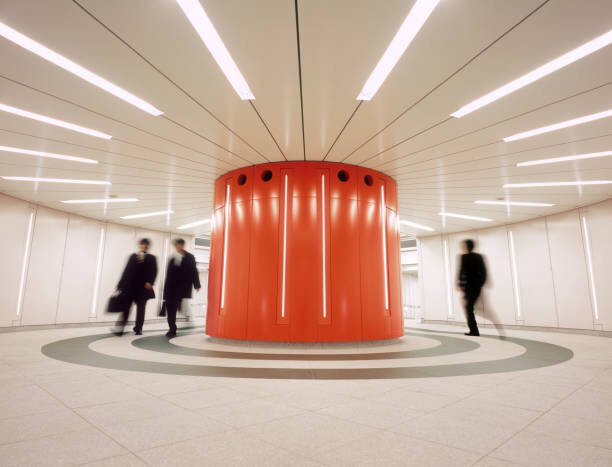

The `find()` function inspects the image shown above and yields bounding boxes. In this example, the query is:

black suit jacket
[458,252,487,290]
[117,253,158,300]
[163,251,201,301]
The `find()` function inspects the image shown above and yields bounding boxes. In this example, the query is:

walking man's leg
[133,299,146,334]
[166,299,179,337]
[465,288,480,336]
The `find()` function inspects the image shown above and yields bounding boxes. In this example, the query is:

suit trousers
[463,287,481,335]
[165,298,182,335]
[116,298,147,332]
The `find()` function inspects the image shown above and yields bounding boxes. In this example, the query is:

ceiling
[0,0,611,237]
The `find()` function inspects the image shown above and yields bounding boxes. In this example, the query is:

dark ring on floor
[130,330,479,360]
[40,328,573,379]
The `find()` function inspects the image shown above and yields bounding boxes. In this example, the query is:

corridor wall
[418,198,612,332]
[0,193,193,328]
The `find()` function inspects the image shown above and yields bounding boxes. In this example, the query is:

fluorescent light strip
[61,198,138,204]
[176,0,254,100]
[120,210,173,220]
[321,174,327,319]
[400,219,435,232]
[475,200,554,207]
[2,176,110,185]
[443,239,453,318]
[0,145,97,164]
[517,150,612,167]
[357,0,439,100]
[504,180,612,188]
[508,230,522,319]
[220,184,230,310]
[281,174,289,319]
[16,210,34,317]
[452,30,612,118]
[91,226,106,317]
[381,185,390,311]
[581,215,599,320]
[0,103,112,139]
[503,109,612,142]
[177,219,212,230]
[438,212,493,222]
[0,22,162,116]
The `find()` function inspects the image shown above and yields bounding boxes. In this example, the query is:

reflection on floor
[1,320,611,466]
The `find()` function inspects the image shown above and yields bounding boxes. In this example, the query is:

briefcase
[106,290,129,313]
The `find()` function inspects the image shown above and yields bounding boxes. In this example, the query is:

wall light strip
[120,210,173,220]
[452,30,612,118]
[321,174,327,319]
[0,103,112,139]
[381,185,390,311]
[503,109,612,142]
[16,210,35,317]
[0,145,97,164]
[0,22,162,116]
[91,226,106,317]
[281,174,288,318]
[2,176,110,185]
[508,230,522,319]
[517,150,612,167]
[504,180,612,188]
[357,0,439,100]
[581,215,599,320]
[399,219,435,232]
[439,211,493,222]
[475,200,554,207]
[442,239,453,318]
[177,219,212,230]
[176,0,254,100]
[61,198,138,204]
[220,184,230,310]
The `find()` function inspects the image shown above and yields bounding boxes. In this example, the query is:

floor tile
[0,408,89,445]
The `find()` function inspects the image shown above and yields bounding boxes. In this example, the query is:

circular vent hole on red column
[261,170,273,182]
[364,174,374,186]
[337,170,349,182]
[237,174,247,185]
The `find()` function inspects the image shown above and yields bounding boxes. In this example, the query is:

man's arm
[190,254,201,290]
[457,255,466,288]
[117,255,134,290]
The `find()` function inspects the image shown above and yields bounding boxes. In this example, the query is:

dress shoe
[134,330,142,336]
[464,332,480,336]
[165,331,177,338]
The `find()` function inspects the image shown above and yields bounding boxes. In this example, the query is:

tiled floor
[0,321,611,466]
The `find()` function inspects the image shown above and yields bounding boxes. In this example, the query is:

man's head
[138,238,151,253]
[173,238,186,253]
[463,239,475,253]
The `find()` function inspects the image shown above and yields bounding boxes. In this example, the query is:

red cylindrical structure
[206,162,403,342]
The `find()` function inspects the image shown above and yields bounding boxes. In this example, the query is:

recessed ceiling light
[503,109,612,142]
[475,200,554,207]
[451,30,612,118]
[0,145,97,164]
[0,22,163,116]
[438,212,493,222]
[1,176,110,185]
[176,0,254,100]
[177,219,212,230]
[120,210,174,220]
[399,219,435,232]
[0,103,112,139]
[356,0,439,100]
[517,150,612,167]
[504,180,612,188]
[61,198,138,204]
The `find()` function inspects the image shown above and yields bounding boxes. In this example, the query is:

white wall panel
[584,199,612,331]
[419,236,447,321]
[477,226,517,326]
[55,217,101,324]
[20,208,69,326]
[546,212,593,330]
[0,196,31,327]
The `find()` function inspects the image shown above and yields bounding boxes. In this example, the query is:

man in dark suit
[457,239,487,336]
[163,238,201,338]
[114,238,158,336]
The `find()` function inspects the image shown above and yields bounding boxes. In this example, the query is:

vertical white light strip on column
[380,185,389,310]
[220,183,231,310]
[90,226,106,317]
[508,230,522,319]
[16,210,35,316]
[581,215,599,320]
[442,238,453,318]
[321,174,327,319]
[281,174,289,318]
